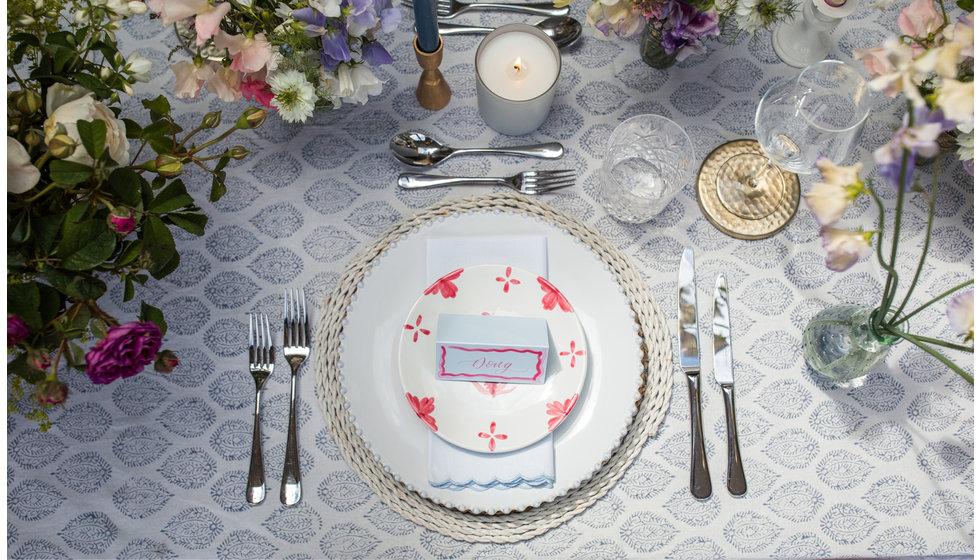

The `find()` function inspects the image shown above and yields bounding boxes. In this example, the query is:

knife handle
[686,373,712,499]
[721,384,747,496]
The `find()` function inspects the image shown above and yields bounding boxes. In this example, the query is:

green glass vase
[801,305,904,387]
[640,20,679,69]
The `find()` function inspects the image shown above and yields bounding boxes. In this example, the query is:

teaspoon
[390,132,564,167]
[438,16,583,49]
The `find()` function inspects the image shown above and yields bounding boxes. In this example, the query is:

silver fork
[281,288,310,506]
[400,0,567,19]
[397,169,575,194]
[246,313,274,505]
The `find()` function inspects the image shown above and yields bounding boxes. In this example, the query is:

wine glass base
[695,139,800,240]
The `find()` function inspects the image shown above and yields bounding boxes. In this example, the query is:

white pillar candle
[475,24,561,136]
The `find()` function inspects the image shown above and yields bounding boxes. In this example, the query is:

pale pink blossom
[868,36,927,105]
[819,227,874,272]
[804,158,865,226]
[853,46,895,82]
[212,31,273,74]
[171,60,214,98]
[946,290,974,342]
[897,0,943,41]
[194,2,231,45]
[206,63,242,102]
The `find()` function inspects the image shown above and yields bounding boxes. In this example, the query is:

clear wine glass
[713,60,872,220]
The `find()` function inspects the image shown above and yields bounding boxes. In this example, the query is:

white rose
[7,137,41,193]
[43,93,130,167]
[124,52,152,83]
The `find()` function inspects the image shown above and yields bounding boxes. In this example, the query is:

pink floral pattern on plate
[403,314,430,343]
[546,394,579,432]
[538,277,574,312]
[478,421,508,451]
[495,266,521,293]
[424,268,463,299]
[472,382,515,398]
[406,393,438,432]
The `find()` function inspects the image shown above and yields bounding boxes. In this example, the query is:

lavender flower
[874,106,955,190]
[660,0,720,60]
[947,290,974,343]
[819,227,874,272]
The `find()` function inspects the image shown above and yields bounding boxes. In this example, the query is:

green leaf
[34,214,64,255]
[76,119,107,161]
[108,168,144,206]
[124,275,135,302]
[148,135,177,154]
[9,211,31,244]
[956,0,972,10]
[140,119,172,140]
[72,73,109,97]
[37,284,64,326]
[8,282,42,330]
[141,95,172,118]
[115,239,143,267]
[8,249,27,270]
[210,173,227,202]
[152,249,180,280]
[166,212,208,236]
[43,267,107,300]
[50,159,93,185]
[140,301,168,336]
[7,353,45,384]
[122,118,143,139]
[141,216,177,278]
[57,220,118,270]
[149,180,193,213]
[49,44,75,73]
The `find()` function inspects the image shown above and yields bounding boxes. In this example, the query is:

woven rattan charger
[314,192,673,543]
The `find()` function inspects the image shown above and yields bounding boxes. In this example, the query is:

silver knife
[713,274,747,496]
[678,246,711,499]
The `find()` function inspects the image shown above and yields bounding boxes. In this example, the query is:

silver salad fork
[247,313,275,504]
[281,288,310,506]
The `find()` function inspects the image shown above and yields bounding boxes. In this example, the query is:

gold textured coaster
[696,139,800,240]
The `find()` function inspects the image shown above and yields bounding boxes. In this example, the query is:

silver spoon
[390,132,564,167]
[438,16,583,49]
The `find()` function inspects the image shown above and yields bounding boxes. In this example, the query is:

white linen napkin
[425,235,555,491]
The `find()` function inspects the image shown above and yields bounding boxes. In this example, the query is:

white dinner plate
[338,210,644,514]
[398,264,588,453]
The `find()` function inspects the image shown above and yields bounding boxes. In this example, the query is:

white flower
[268,70,316,123]
[732,0,792,32]
[956,129,973,164]
[310,0,341,17]
[342,66,382,105]
[868,36,928,106]
[124,52,152,83]
[42,93,130,166]
[45,83,90,115]
[328,65,355,105]
[936,79,974,131]
[7,137,40,194]
[819,227,874,272]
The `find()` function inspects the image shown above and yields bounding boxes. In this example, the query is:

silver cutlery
[281,288,310,506]
[398,170,575,194]
[678,246,711,499]
[713,274,746,496]
[390,131,564,167]
[438,16,582,49]
[247,313,275,504]
[401,0,568,19]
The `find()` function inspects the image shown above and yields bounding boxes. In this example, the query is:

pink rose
[8,316,30,346]
[107,208,136,233]
[85,321,162,384]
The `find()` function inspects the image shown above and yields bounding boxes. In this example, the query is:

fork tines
[283,288,309,348]
[248,312,274,368]
[524,169,575,193]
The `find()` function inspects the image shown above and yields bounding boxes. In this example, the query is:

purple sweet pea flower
[874,106,955,190]
[293,7,327,33]
[379,5,401,32]
[8,316,30,346]
[362,40,392,65]
[319,23,352,70]
[660,0,719,60]
[947,289,974,342]
[85,321,162,384]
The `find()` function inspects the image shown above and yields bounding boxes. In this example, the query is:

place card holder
[414,35,451,110]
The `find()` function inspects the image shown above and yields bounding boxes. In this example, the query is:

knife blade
[713,274,746,496]
[678,246,711,499]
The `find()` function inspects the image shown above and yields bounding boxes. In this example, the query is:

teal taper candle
[413,0,439,52]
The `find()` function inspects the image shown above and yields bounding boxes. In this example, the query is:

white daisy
[734,0,794,33]
[268,70,316,123]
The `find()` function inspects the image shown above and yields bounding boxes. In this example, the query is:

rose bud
[229,146,251,160]
[201,111,221,129]
[154,154,183,177]
[29,349,52,371]
[15,89,43,114]
[46,134,77,159]
[154,349,179,373]
[107,207,136,234]
[8,316,30,346]
[36,379,69,405]
[236,107,267,130]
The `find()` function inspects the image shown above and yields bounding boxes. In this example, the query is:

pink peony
[85,321,162,384]
[8,316,30,346]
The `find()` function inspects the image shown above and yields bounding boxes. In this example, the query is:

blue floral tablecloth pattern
[6,2,974,558]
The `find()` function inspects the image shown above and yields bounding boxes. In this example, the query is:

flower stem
[904,333,974,353]
[892,279,975,326]
[890,158,940,323]
[883,325,974,384]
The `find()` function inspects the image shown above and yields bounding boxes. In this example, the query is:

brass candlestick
[415,35,451,110]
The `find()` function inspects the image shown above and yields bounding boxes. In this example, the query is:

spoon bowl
[390,132,564,167]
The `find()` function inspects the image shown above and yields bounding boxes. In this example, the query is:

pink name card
[435,314,549,384]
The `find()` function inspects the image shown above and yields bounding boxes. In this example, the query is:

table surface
[6,2,974,558]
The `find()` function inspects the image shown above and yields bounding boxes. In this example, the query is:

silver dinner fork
[397,169,575,194]
[281,288,310,506]
[400,0,567,19]
[247,313,274,505]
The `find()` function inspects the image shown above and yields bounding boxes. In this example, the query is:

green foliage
[6,0,266,427]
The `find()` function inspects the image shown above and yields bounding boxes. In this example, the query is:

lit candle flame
[508,57,527,81]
